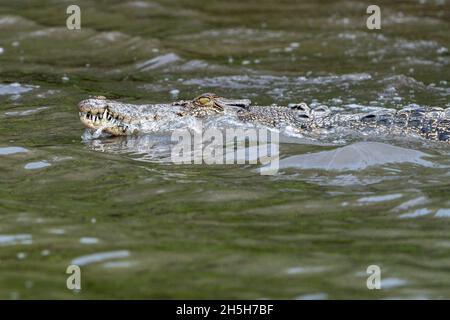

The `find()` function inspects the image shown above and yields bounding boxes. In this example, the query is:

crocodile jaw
[78,97,180,136]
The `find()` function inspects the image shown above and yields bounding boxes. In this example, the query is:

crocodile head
[78,93,251,136]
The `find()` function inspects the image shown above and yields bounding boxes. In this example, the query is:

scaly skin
[78,93,450,142]
[78,93,250,136]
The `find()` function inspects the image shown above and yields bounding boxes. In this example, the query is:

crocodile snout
[78,96,108,114]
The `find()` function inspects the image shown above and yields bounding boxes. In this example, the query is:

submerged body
[78,93,450,142]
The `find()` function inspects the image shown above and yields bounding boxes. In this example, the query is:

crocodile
[78,93,450,142]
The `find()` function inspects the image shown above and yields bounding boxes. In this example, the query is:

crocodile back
[236,104,449,142]
[339,107,450,142]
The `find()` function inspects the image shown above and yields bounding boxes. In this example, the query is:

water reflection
[84,134,174,162]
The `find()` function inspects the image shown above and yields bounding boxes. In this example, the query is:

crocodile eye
[197,97,210,105]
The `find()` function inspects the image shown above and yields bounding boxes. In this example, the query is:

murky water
[0,0,449,299]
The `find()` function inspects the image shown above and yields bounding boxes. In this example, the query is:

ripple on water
[0,147,28,155]
[16,252,27,260]
[302,173,390,187]
[47,228,65,235]
[398,208,432,219]
[24,161,51,170]
[183,73,371,90]
[274,142,435,172]
[294,293,328,300]
[79,237,99,245]
[5,106,48,117]
[435,209,450,218]
[0,234,32,246]
[71,250,130,266]
[0,83,35,95]
[102,261,136,269]
[392,196,429,212]
[285,266,327,275]
[136,53,180,71]
[358,194,403,204]
[381,278,407,289]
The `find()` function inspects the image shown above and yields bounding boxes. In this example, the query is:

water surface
[0,0,449,299]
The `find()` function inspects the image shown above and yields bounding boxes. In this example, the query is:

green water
[0,0,449,299]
